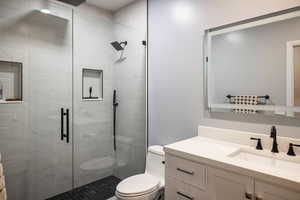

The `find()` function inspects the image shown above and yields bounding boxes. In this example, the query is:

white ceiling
[86,0,137,11]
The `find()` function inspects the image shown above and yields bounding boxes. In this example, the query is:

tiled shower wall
[0,0,73,199]
[73,4,115,188]
[0,0,72,200]
[73,0,147,187]
[0,0,147,199]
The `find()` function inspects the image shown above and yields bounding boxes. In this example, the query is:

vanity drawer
[165,154,207,189]
[165,176,210,200]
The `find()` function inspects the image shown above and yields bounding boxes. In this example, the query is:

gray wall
[148,0,300,145]
[210,16,300,105]
[148,0,203,145]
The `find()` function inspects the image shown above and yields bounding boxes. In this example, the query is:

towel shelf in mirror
[209,104,300,113]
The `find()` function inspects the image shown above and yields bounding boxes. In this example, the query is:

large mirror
[205,10,300,123]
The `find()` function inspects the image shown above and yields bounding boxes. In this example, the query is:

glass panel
[0,0,147,199]
[0,1,73,199]
[113,21,147,179]
[73,0,147,198]
[73,7,116,188]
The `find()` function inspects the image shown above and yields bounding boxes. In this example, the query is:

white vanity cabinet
[255,181,300,200]
[165,154,210,200]
[165,177,210,200]
[165,154,300,200]
[208,167,254,200]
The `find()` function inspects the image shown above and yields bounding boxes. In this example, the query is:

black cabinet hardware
[250,137,263,150]
[245,192,253,199]
[176,168,194,175]
[177,192,194,200]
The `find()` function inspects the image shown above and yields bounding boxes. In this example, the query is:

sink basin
[228,149,300,171]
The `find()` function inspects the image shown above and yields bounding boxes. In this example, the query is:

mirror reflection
[207,12,300,118]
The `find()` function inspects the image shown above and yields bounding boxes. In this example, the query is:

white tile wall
[0,1,147,199]
[0,0,73,199]
[73,3,115,188]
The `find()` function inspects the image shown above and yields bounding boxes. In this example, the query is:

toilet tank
[145,145,165,184]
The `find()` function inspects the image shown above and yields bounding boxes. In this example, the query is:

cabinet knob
[245,192,253,199]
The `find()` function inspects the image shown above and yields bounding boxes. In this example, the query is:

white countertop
[165,136,300,191]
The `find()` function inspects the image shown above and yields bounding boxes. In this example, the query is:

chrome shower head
[111,41,127,51]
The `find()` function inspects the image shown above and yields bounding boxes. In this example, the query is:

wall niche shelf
[0,60,23,104]
[0,100,24,104]
[82,68,103,101]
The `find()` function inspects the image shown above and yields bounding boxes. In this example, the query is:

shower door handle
[65,109,70,143]
[61,108,64,141]
[61,108,70,143]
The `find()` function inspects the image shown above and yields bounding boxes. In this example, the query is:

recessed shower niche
[82,68,103,101]
[0,60,23,103]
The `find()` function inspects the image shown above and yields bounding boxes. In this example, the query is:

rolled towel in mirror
[0,188,7,200]
[0,164,3,177]
[0,176,5,191]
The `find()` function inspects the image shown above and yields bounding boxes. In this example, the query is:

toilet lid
[116,174,160,197]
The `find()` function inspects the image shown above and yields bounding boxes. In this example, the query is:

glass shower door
[28,69,73,200]
[27,56,73,200]
[0,1,74,200]
[26,5,74,200]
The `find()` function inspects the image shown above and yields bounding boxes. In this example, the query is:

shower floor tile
[47,176,121,200]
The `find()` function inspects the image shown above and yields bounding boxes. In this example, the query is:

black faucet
[287,143,300,156]
[270,126,279,153]
[250,137,263,150]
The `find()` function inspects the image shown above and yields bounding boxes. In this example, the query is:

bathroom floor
[47,176,121,200]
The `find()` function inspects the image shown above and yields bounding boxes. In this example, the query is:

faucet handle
[270,126,276,137]
[287,143,300,156]
[250,137,263,150]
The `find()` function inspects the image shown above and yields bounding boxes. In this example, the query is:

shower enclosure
[0,0,147,199]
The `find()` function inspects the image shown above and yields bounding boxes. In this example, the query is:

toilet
[115,145,165,200]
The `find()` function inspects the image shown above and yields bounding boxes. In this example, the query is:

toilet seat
[116,174,160,198]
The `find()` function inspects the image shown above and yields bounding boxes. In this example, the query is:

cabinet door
[255,181,300,200]
[165,154,208,190]
[165,176,210,200]
[208,168,254,200]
